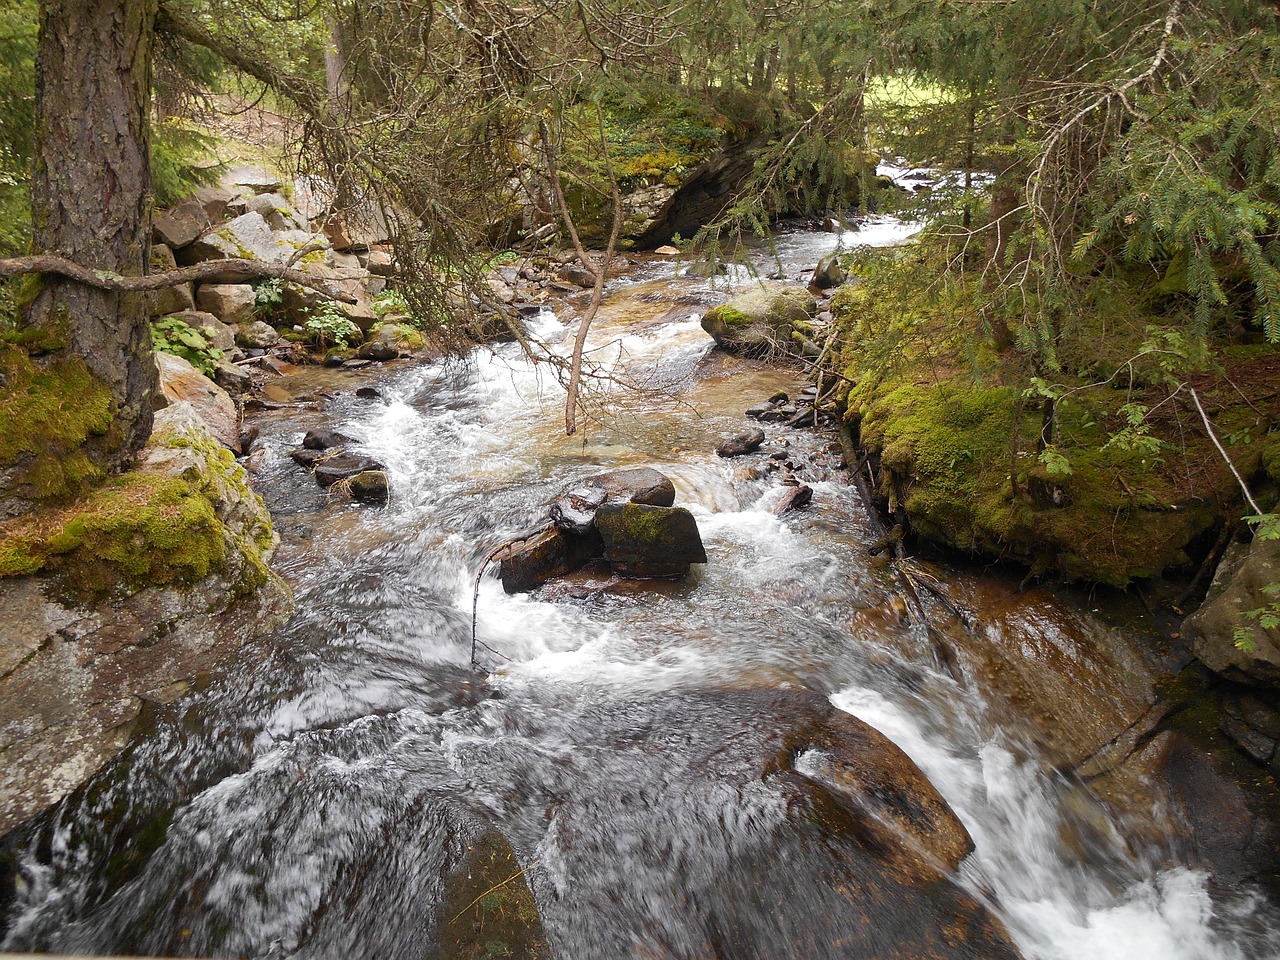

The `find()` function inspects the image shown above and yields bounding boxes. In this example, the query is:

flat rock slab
[584,466,677,507]
[313,454,384,488]
[596,503,707,579]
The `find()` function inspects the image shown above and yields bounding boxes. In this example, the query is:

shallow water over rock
[4,223,1279,960]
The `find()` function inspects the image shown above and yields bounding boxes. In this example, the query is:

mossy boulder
[0,401,292,834]
[595,502,707,578]
[856,381,1220,587]
[1184,537,1280,687]
[700,284,817,357]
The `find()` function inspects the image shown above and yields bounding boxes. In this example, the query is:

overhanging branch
[0,255,358,303]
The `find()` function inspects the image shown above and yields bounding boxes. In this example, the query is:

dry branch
[0,254,358,304]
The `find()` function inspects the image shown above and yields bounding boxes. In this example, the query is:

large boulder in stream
[545,689,1021,960]
[701,284,818,357]
[596,502,707,578]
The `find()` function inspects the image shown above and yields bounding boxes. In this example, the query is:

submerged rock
[595,503,707,578]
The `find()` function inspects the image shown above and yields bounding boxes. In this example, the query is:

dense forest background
[0,0,1278,588]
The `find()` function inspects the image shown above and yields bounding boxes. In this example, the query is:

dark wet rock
[343,358,373,369]
[313,454,384,488]
[550,485,609,535]
[323,350,352,368]
[358,340,399,362]
[289,447,325,468]
[810,251,847,290]
[557,264,597,288]
[717,429,766,458]
[546,689,1021,960]
[774,484,813,515]
[584,466,677,508]
[355,386,382,399]
[595,503,707,578]
[239,424,259,454]
[1184,537,1280,687]
[499,526,604,594]
[303,427,354,451]
[348,470,390,505]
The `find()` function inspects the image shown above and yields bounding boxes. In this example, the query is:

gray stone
[192,185,238,222]
[584,466,677,507]
[716,430,766,458]
[596,503,707,578]
[153,200,211,250]
[237,320,281,349]
[246,192,308,232]
[196,283,257,325]
[557,264,596,288]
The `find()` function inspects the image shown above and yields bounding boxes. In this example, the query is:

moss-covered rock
[701,284,817,357]
[595,502,707,578]
[0,401,291,835]
[828,253,1263,586]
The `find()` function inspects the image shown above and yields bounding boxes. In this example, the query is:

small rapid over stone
[4,220,1279,960]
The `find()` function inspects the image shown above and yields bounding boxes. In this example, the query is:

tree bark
[24,0,159,465]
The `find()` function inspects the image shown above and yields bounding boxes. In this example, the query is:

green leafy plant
[151,316,223,377]
[303,304,359,348]
[371,288,409,320]
[253,279,284,320]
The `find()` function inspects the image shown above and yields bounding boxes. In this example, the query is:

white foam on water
[831,684,1275,960]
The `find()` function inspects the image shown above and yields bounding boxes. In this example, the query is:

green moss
[0,423,278,599]
[0,344,117,503]
[703,305,753,328]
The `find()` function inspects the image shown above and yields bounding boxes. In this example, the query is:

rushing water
[3,220,1279,959]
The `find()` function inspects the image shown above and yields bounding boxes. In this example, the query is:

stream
[4,220,1280,959]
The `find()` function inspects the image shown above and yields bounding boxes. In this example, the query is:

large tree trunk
[22,0,158,478]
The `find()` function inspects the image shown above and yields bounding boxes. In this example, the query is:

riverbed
[3,222,1278,959]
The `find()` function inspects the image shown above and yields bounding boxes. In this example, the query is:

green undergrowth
[0,423,275,599]
[833,245,1273,587]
